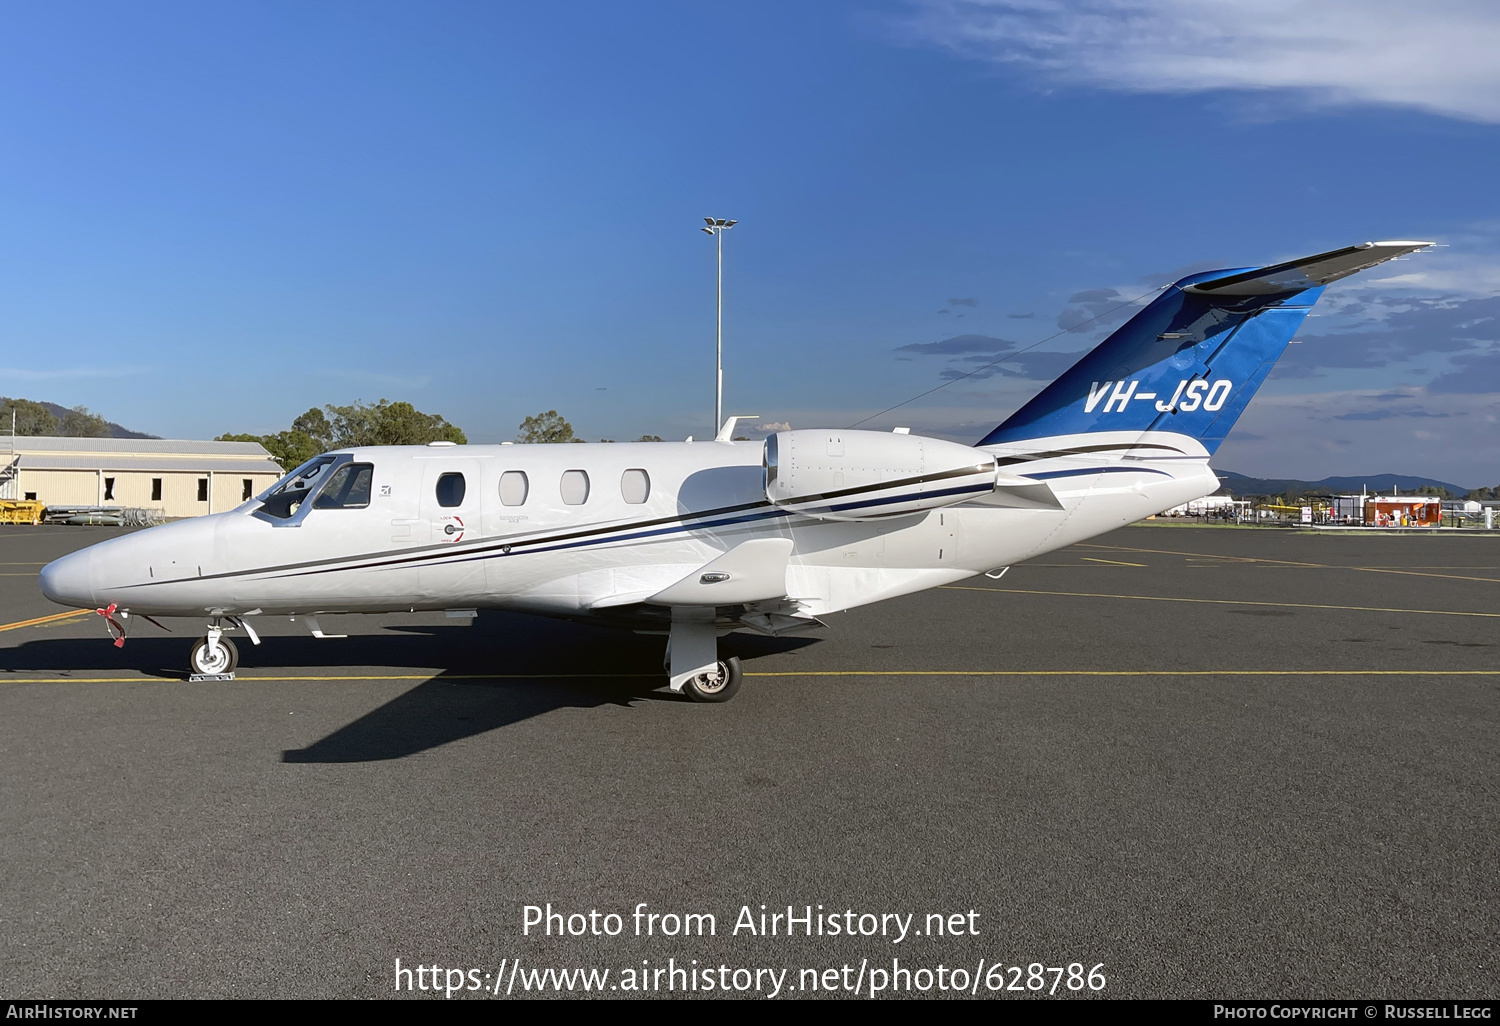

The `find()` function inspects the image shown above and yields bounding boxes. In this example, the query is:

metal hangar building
[0,437,284,518]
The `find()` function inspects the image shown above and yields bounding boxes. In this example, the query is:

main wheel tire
[189,635,239,676]
[683,655,741,703]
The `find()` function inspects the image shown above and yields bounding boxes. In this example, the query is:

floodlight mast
[701,217,737,434]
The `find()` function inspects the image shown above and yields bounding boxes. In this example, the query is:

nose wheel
[189,634,239,676]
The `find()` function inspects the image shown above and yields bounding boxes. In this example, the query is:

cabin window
[151,478,162,501]
[436,472,466,508]
[197,478,209,502]
[314,463,374,509]
[242,478,253,501]
[103,478,115,500]
[499,471,529,506]
[621,468,650,504]
[560,469,589,505]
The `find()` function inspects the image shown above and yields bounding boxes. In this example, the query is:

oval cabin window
[436,472,466,508]
[621,468,650,504]
[499,471,529,506]
[560,470,590,505]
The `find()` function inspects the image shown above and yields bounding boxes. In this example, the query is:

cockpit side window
[313,463,374,509]
[257,456,337,520]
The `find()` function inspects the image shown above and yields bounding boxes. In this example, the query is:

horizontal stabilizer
[1184,241,1432,297]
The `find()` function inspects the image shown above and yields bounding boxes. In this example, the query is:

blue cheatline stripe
[454,481,997,567]
[266,502,781,580]
[1027,466,1175,481]
[456,507,794,564]
[812,480,995,515]
[189,473,1060,585]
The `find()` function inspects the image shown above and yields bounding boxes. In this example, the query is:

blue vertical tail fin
[979,241,1431,452]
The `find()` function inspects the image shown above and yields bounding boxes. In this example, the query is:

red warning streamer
[96,603,127,648]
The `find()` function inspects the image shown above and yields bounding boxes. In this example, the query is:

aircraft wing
[648,537,793,606]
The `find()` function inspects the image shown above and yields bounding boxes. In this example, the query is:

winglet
[1184,241,1434,297]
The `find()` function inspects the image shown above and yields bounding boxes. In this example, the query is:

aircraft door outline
[418,458,485,602]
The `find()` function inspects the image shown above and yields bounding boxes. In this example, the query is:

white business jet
[40,241,1431,700]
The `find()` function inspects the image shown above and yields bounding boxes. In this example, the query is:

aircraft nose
[39,548,95,608]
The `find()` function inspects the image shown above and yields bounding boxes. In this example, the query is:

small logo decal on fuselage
[1085,378,1232,414]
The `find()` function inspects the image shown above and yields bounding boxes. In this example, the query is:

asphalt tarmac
[2,523,1496,1000]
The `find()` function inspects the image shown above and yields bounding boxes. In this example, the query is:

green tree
[325,399,466,447]
[0,398,59,436]
[518,410,576,443]
[216,431,325,471]
[634,434,664,442]
[59,405,111,437]
[220,399,466,469]
[290,407,333,450]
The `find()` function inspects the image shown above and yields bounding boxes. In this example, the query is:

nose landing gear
[189,633,239,676]
[188,616,254,679]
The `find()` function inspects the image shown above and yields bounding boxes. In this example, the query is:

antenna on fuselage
[715,414,760,444]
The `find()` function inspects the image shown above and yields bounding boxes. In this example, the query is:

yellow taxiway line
[1077,541,1500,585]
[0,609,92,633]
[942,584,1500,618]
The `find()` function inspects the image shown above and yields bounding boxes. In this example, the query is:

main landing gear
[666,616,743,702]
[682,656,742,703]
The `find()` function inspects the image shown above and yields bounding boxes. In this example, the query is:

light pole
[701,217,737,434]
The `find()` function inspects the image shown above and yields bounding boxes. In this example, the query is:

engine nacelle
[763,429,997,521]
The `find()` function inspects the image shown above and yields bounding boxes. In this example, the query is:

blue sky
[3,1,1500,484]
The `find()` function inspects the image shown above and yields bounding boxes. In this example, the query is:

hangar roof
[1,436,282,474]
[12,455,282,474]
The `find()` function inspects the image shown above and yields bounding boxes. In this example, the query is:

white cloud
[325,368,434,390]
[758,421,793,432]
[0,365,146,381]
[898,0,1500,123]
[1334,255,1500,301]
[1216,387,1500,484]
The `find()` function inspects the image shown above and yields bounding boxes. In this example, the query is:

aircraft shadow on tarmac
[0,611,818,761]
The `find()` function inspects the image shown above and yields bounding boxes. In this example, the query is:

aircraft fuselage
[40,432,1216,626]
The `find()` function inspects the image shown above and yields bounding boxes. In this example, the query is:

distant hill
[1216,470,1472,498]
[1,398,158,439]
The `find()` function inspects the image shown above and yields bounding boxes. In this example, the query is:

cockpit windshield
[256,456,338,520]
